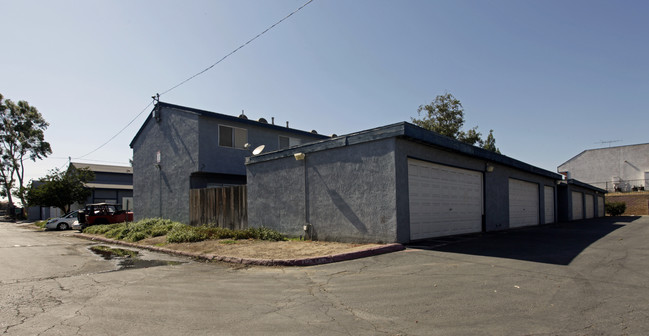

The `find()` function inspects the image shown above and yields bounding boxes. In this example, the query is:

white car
[45,210,80,230]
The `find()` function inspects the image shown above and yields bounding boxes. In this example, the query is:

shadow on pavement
[407,216,641,265]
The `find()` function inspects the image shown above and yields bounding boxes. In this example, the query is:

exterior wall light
[294,152,306,161]
[486,163,495,173]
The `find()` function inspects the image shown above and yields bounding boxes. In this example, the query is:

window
[279,136,302,149]
[219,125,247,149]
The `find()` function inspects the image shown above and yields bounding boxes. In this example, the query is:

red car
[78,203,133,228]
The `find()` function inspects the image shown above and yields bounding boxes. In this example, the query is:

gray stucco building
[557,179,606,222]
[246,122,564,243]
[558,143,649,192]
[129,101,328,224]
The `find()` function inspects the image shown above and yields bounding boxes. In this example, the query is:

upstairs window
[219,125,247,149]
[279,136,302,149]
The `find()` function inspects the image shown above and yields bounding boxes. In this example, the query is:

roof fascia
[248,122,561,180]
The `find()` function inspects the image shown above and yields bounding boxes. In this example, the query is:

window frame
[218,124,248,149]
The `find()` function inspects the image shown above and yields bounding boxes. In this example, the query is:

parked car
[78,203,133,229]
[45,210,80,230]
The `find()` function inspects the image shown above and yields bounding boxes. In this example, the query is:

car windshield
[64,211,77,218]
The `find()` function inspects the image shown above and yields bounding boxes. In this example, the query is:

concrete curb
[73,233,405,266]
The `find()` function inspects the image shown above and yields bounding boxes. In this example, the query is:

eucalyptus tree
[0,93,52,216]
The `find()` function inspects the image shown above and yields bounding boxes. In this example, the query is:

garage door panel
[585,194,594,219]
[544,186,555,224]
[408,159,483,240]
[572,191,583,220]
[597,196,604,217]
[509,179,539,228]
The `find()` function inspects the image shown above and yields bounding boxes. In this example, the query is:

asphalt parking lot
[2,216,649,335]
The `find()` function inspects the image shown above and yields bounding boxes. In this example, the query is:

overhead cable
[159,0,314,96]
[75,0,314,160]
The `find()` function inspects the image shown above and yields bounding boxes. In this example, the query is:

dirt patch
[606,192,649,216]
[133,236,383,260]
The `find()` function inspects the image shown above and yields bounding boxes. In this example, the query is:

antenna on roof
[596,139,622,147]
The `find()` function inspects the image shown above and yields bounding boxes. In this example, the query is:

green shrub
[605,202,626,216]
[80,218,286,243]
[105,225,131,240]
[167,226,208,243]
[83,223,122,235]
[249,227,286,241]
[125,231,148,242]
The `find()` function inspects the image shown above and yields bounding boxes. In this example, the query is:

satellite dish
[252,145,265,155]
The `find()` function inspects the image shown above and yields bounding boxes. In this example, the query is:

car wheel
[57,223,69,230]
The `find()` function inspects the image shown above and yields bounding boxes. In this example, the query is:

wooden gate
[189,186,247,229]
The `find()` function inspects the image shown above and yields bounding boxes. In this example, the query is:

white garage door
[544,186,555,224]
[597,196,605,217]
[572,191,583,220]
[585,194,594,219]
[408,159,483,240]
[509,179,539,228]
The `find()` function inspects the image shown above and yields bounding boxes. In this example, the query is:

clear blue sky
[1,0,647,186]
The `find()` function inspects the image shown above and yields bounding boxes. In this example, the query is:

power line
[74,0,315,161]
[159,0,314,96]
[76,100,153,159]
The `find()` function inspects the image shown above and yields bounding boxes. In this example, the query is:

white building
[558,143,649,192]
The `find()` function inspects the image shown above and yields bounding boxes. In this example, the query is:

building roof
[557,142,649,169]
[129,101,330,148]
[84,182,133,190]
[558,179,607,194]
[247,122,562,180]
[71,162,132,174]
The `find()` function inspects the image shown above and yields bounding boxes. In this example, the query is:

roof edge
[247,122,562,180]
[130,101,329,148]
[559,179,607,194]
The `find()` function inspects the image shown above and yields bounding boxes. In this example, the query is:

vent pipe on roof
[272,117,275,125]
[286,121,289,128]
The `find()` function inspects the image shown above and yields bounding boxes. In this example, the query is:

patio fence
[189,186,247,229]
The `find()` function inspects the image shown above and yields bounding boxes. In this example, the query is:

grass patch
[219,240,238,245]
[82,218,286,244]
[35,220,47,228]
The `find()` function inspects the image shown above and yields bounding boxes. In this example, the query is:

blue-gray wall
[132,106,200,223]
[557,181,606,222]
[132,104,328,224]
[248,134,560,243]
[198,116,326,177]
[247,138,398,243]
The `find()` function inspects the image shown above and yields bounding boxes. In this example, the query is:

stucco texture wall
[132,107,199,223]
[247,139,398,243]
[198,116,327,176]
[558,144,649,191]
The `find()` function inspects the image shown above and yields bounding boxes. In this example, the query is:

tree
[0,93,52,216]
[26,167,95,214]
[482,129,501,154]
[412,93,500,153]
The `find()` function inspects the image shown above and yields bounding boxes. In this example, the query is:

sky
[1,0,648,189]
